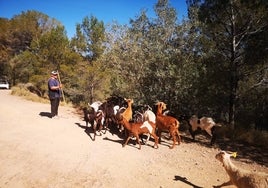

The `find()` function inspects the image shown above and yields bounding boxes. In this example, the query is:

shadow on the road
[75,122,95,141]
[75,122,87,129]
[103,135,139,146]
[103,136,124,145]
[103,136,158,150]
[174,175,203,188]
[39,112,51,118]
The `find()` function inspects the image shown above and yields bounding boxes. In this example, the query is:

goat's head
[124,98,134,106]
[155,101,167,111]
[106,95,126,107]
[189,115,199,122]
[82,107,89,115]
[215,151,237,163]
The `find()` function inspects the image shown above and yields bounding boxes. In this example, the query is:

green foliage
[71,15,105,61]
[188,0,268,128]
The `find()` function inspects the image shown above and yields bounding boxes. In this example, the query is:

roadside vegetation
[1,0,267,146]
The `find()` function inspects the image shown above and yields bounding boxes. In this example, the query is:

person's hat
[51,71,58,75]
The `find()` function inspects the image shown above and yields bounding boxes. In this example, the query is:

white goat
[143,109,156,123]
[89,101,102,112]
[189,115,217,136]
[215,151,268,188]
[142,105,156,144]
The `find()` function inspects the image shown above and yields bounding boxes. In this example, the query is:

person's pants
[50,98,60,117]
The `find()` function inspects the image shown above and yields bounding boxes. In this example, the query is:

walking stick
[56,70,66,104]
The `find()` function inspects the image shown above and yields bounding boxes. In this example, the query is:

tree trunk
[228,73,237,130]
[228,4,237,130]
[228,49,239,130]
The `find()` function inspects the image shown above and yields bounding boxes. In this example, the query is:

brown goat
[155,101,181,149]
[121,98,133,121]
[118,98,134,135]
[119,117,159,150]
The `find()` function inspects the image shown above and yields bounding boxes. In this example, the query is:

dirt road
[0,90,267,188]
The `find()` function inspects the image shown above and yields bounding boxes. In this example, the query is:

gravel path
[0,90,267,188]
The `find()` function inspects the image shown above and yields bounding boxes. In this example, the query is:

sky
[0,0,188,38]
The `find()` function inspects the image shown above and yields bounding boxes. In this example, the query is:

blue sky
[0,0,188,38]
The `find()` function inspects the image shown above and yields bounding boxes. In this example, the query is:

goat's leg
[102,124,107,134]
[142,133,150,145]
[93,126,96,141]
[139,134,146,145]
[210,126,217,145]
[104,119,109,131]
[189,127,196,140]
[101,118,107,134]
[122,136,131,147]
[147,133,152,143]
[92,120,98,141]
[150,132,159,149]
[176,129,181,145]
[135,135,142,150]
[97,123,103,136]
[205,128,213,137]
[169,130,176,149]
[210,134,216,146]
[157,130,162,144]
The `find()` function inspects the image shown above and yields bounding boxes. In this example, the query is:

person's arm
[50,84,62,90]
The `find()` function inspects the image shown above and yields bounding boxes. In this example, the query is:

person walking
[48,71,62,119]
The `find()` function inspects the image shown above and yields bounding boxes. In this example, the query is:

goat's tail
[174,120,179,129]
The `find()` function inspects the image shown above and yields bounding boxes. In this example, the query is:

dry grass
[11,85,49,104]
[234,128,268,148]
[11,84,71,107]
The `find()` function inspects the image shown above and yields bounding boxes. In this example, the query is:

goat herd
[82,95,268,188]
[83,95,221,148]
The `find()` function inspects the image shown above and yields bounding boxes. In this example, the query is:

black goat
[83,107,105,141]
